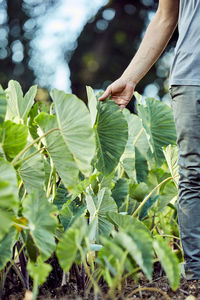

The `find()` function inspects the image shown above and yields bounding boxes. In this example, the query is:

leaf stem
[132,176,172,217]
[133,127,145,147]
[12,128,59,166]
[13,147,45,167]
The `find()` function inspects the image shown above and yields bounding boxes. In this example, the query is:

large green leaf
[18,147,45,193]
[51,89,95,175]
[138,98,177,166]
[6,80,37,123]
[54,184,71,210]
[123,109,149,158]
[0,227,17,269]
[27,257,52,299]
[23,191,57,259]
[59,202,86,231]
[36,113,80,188]
[28,258,52,285]
[86,188,117,241]
[95,99,128,175]
[153,236,180,290]
[57,227,79,272]
[0,120,28,161]
[0,85,7,125]
[0,159,18,240]
[121,109,149,180]
[98,236,133,276]
[28,102,40,139]
[157,181,178,211]
[113,228,154,280]
[163,144,179,188]
[111,178,129,208]
[86,86,97,127]
[56,217,88,271]
[135,147,148,183]
[107,212,150,234]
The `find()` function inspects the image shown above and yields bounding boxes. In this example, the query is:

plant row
[0,81,180,299]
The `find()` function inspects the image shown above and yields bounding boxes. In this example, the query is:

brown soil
[4,275,200,300]
[3,262,200,300]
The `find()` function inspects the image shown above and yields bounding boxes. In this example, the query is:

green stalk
[133,127,145,147]
[13,147,45,167]
[132,176,172,217]
[12,127,59,166]
[32,276,39,300]
[78,243,103,298]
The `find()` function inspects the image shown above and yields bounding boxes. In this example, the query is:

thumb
[98,86,112,101]
[120,104,126,111]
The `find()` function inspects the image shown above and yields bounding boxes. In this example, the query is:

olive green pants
[170,85,200,280]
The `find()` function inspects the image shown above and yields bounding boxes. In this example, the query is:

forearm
[121,12,178,85]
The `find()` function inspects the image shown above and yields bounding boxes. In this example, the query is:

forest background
[0,0,178,108]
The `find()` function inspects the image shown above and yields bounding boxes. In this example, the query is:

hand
[98,77,136,110]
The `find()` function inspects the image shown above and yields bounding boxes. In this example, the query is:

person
[99,0,200,280]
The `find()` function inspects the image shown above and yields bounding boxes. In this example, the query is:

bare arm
[99,0,179,109]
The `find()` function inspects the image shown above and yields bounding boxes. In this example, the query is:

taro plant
[0,80,181,300]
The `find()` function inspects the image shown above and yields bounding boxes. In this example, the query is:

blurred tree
[0,0,56,92]
[0,0,34,91]
[69,0,178,105]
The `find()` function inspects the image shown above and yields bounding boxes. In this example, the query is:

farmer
[99,0,200,280]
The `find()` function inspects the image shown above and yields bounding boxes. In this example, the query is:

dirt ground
[4,264,200,300]
[4,277,200,300]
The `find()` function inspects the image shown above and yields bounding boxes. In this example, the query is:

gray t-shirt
[169,0,200,86]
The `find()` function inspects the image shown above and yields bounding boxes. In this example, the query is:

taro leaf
[69,173,99,197]
[111,178,129,208]
[0,120,28,161]
[23,191,57,259]
[59,202,86,231]
[163,145,179,189]
[121,110,150,180]
[114,228,154,280]
[6,80,37,122]
[135,147,148,183]
[56,217,88,271]
[0,159,18,240]
[157,181,178,211]
[129,182,149,202]
[99,171,115,190]
[18,147,45,193]
[27,258,52,287]
[57,228,79,272]
[95,99,128,175]
[51,89,95,176]
[153,236,180,291]
[0,85,7,124]
[26,233,38,262]
[107,212,150,234]
[86,188,117,241]
[28,102,40,139]
[0,227,17,269]
[36,113,80,188]
[54,184,71,210]
[123,109,149,158]
[98,236,133,278]
[139,195,159,220]
[138,98,177,166]
[86,86,97,127]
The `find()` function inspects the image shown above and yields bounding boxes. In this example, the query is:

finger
[113,98,126,105]
[98,86,112,101]
[120,104,126,111]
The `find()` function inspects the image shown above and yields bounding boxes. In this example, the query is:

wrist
[120,73,138,88]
